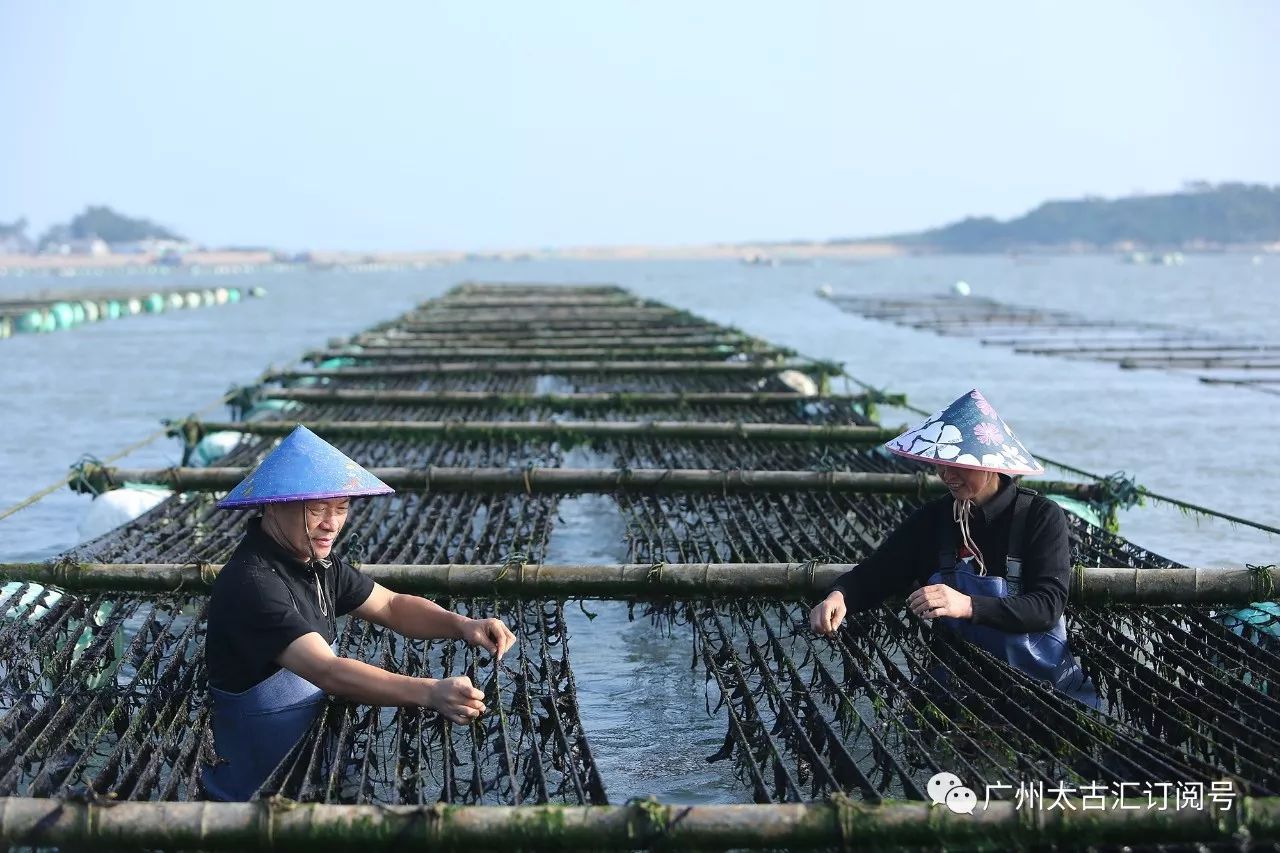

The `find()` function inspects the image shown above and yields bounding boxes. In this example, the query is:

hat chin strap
[301,505,330,618]
[953,498,987,576]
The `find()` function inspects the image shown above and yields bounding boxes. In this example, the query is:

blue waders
[928,489,1100,709]
[202,654,329,801]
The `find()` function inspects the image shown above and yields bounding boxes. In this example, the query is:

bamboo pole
[451,283,627,296]
[305,346,790,361]
[1120,357,1280,370]
[1015,344,1278,356]
[391,319,715,333]
[3,562,1276,603]
[358,326,738,342]
[425,296,646,308]
[352,334,751,348]
[259,389,882,408]
[265,360,837,379]
[402,310,686,325]
[186,420,900,443]
[0,795,1274,850]
[1200,376,1280,387]
[72,465,1102,499]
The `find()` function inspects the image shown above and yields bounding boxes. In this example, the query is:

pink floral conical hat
[884,389,1044,475]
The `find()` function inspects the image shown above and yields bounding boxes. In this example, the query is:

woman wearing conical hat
[809,390,1098,708]
[201,426,517,801]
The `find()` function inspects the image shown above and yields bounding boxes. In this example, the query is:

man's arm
[276,632,485,724]
[353,583,517,657]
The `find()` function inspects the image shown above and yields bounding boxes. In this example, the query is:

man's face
[267,498,350,561]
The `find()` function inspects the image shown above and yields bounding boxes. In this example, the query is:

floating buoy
[0,316,11,338]
[167,293,185,310]
[817,284,834,297]
[78,485,174,543]
[190,431,245,467]
[49,302,76,330]
[953,281,971,297]
[776,369,819,397]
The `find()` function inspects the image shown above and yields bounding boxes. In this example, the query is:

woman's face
[933,464,999,504]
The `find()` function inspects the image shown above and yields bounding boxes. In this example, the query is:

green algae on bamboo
[67,464,1104,500]
[4,562,1275,604]
[1,796,1276,850]
[179,419,899,444]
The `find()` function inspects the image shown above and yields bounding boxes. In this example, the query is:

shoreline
[0,240,1275,275]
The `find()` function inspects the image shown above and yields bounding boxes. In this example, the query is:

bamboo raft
[819,290,1280,396]
[0,283,265,338]
[3,281,1279,850]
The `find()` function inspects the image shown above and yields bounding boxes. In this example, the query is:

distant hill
[38,206,185,250]
[850,183,1280,253]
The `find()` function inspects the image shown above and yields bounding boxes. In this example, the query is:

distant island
[2,185,1278,272]
[0,205,189,258]
[853,182,1280,254]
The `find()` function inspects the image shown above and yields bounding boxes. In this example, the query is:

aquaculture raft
[3,283,1279,850]
[819,290,1280,396]
[0,283,265,338]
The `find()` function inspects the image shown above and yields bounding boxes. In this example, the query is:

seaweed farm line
[3,280,1280,849]
[820,289,1280,396]
[0,283,267,338]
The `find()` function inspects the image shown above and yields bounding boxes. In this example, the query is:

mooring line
[0,391,235,526]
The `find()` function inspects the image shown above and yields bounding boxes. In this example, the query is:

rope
[0,389,235,526]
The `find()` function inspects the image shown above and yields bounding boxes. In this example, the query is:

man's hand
[809,590,847,636]
[424,676,486,725]
[907,584,972,620]
[460,617,517,658]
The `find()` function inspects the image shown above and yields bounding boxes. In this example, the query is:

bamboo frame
[2,562,1276,603]
[73,466,1102,500]
[0,795,1273,849]
[184,420,899,443]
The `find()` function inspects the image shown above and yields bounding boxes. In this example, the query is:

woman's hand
[460,617,517,658]
[423,676,486,724]
[809,590,847,636]
[907,584,973,620]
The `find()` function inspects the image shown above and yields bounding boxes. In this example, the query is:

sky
[2,1,1277,252]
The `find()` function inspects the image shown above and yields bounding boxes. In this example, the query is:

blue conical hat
[884,389,1044,475]
[216,425,394,509]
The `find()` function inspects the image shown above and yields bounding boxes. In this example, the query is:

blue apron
[202,657,329,801]
[928,489,1100,709]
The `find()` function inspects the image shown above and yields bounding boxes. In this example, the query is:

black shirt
[206,518,375,693]
[830,476,1070,633]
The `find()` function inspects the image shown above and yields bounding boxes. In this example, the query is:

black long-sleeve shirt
[830,476,1070,633]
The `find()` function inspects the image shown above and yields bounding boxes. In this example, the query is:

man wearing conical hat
[809,390,1098,707]
[202,426,517,801]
